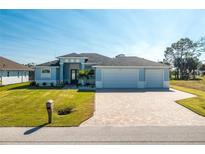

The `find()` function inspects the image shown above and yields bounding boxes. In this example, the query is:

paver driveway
[81,88,205,126]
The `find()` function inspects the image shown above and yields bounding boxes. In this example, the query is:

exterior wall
[95,68,103,88]
[0,70,29,85]
[35,67,59,86]
[163,68,170,88]
[138,68,145,88]
[84,64,92,70]
[95,67,170,89]
[56,68,60,80]
[63,64,70,83]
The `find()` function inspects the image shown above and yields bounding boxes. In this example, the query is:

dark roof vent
[115,54,126,58]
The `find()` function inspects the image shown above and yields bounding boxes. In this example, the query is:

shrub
[65,81,69,85]
[76,83,81,87]
[30,82,36,86]
[50,83,54,87]
[86,83,90,86]
[59,81,65,86]
[42,82,47,86]
[57,107,75,115]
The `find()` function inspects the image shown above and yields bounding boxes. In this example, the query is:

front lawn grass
[171,76,205,91]
[0,82,95,126]
[171,77,205,117]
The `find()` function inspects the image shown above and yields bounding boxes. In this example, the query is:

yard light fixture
[46,100,54,123]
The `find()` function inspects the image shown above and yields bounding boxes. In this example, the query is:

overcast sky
[0,9,205,64]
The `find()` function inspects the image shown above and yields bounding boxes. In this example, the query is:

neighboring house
[0,56,32,86]
[35,53,170,89]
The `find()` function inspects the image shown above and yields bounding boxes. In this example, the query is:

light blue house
[35,53,170,88]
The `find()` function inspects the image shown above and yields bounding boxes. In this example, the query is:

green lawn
[171,76,205,117]
[171,76,205,91]
[0,82,95,126]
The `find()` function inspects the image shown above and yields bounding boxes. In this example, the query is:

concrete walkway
[81,88,205,126]
[1,126,205,144]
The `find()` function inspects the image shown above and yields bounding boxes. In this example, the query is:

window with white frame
[41,67,51,79]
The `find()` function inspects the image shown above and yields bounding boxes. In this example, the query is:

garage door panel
[103,69,138,88]
[145,69,163,88]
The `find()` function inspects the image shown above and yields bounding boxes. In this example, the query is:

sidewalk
[1,126,205,144]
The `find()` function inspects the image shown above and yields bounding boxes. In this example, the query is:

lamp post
[46,100,54,123]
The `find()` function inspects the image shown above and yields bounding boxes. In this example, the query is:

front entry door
[70,69,78,84]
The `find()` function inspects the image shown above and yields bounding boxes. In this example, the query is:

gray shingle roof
[37,60,59,66]
[58,53,111,63]
[58,53,83,58]
[80,53,112,64]
[37,53,167,67]
[0,56,32,71]
[99,56,166,67]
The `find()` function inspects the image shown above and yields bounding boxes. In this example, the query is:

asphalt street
[1,126,205,144]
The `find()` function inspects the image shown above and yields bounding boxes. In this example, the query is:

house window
[70,59,74,62]
[76,59,80,62]
[42,69,50,73]
[41,67,51,79]
[7,71,10,77]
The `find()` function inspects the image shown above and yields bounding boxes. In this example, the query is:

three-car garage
[95,67,169,89]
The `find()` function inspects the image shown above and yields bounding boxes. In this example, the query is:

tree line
[163,37,205,80]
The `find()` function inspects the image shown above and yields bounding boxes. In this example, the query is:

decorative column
[80,63,85,86]
[60,62,64,83]
[81,63,85,70]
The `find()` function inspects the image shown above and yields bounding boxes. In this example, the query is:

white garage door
[102,69,138,88]
[145,69,163,88]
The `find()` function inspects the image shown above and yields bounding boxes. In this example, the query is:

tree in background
[24,63,36,69]
[186,57,200,79]
[199,63,205,70]
[199,63,205,76]
[164,37,204,80]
